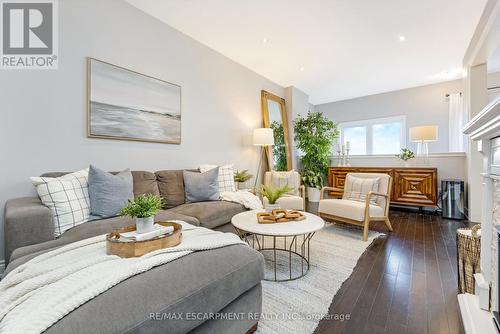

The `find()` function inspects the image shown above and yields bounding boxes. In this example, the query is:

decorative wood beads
[257,209,306,224]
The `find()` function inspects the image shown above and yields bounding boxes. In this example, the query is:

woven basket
[457,224,481,294]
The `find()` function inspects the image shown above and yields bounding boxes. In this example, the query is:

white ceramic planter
[136,216,154,234]
[264,203,281,212]
[307,187,321,202]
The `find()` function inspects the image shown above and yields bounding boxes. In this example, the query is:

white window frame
[339,115,407,155]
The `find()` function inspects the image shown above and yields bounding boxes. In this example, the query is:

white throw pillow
[199,164,236,192]
[31,168,91,237]
[343,175,380,205]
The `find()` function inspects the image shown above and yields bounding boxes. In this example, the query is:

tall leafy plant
[294,111,339,188]
[271,121,287,171]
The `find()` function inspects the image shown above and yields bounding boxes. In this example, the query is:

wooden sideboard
[327,167,438,208]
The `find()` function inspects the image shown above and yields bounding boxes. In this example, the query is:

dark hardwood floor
[312,208,470,334]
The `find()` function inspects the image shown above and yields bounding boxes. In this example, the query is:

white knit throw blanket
[0,221,246,334]
[220,190,263,210]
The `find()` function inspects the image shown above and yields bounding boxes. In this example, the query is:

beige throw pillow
[343,175,380,205]
[268,170,300,196]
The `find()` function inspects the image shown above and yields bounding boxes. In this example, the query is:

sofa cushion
[155,170,185,209]
[131,171,159,197]
[318,199,384,221]
[183,168,219,203]
[88,165,133,218]
[31,168,91,237]
[8,210,199,264]
[199,164,236,192]
[343,174,380,205]
[5,243,264,334]
[169,201,246,229]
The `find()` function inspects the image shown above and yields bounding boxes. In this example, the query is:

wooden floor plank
[314,209,469,334]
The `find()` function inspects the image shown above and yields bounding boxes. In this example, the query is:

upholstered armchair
[318,173,393,241]
[262,171,306,211]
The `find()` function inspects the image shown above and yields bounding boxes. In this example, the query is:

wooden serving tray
[257,209,306,224]
[106,221,182,258]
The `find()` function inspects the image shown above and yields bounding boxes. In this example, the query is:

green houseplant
[294,111,339,202]
[270,121,288,171]
[396,148,416,167]
[260,184,293,211]
[234,169,253,190]
[120,194,162,234]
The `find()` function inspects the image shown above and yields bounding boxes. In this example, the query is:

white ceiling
[125,0,487,104]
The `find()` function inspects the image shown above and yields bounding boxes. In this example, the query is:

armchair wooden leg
[384,218,393,232]
[362,218,369,241]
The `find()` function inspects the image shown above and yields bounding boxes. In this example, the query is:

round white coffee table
[231,210,324,281]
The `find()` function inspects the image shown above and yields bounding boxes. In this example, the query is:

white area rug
[256,223,382,334]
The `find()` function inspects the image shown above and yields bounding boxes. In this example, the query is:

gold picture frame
[87,57,182,144]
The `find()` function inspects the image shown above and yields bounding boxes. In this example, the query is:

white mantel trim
[463,95,500,140]
[458,293,496,334]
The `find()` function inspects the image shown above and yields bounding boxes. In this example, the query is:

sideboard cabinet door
[392,169,438,206]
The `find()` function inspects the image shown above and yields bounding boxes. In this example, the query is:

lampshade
[253,128,274,146]
[409,125,438,142]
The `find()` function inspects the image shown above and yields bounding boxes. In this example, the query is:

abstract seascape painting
[87,58,181,144]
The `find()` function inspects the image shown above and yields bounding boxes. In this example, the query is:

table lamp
[253,128,274,188]
[409,125,438,155]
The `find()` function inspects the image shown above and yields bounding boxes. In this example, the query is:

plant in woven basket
[120,194,162,218]
[260,184,293,204]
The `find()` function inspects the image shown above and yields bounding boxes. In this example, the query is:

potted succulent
[396,148,416,167]
[234,169,253,190]
[260,184,293,211]
[294,111,339,202]
[120,194,162,234]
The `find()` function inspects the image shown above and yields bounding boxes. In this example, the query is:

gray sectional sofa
[3,170,264,334]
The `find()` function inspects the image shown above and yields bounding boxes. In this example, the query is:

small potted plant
[301,170,324,202]
[396,148,415,167]
[120,194,162,234]
[260,184,293,211]
[234,169,253,190]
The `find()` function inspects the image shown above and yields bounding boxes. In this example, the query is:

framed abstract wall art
[87,58,181,144]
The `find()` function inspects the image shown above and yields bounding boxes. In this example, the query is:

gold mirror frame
[261,90,293,171]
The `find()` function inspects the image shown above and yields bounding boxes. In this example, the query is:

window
[338,116,406,155]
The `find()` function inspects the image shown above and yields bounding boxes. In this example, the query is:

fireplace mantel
[460,94,500,334]
[463,95,500,141]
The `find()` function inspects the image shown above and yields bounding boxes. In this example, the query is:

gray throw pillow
[183,168,220,203]
[88,165,134,218]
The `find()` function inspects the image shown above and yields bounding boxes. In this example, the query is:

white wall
[316,79,463,153]
[0,0,284,264]
[284,86,311,169]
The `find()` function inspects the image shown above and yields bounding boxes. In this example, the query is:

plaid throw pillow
[31,168,90,237]
[199,164,236,192]
[343,175,380,205]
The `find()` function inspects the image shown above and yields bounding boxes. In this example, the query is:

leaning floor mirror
[261,90,292,171]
